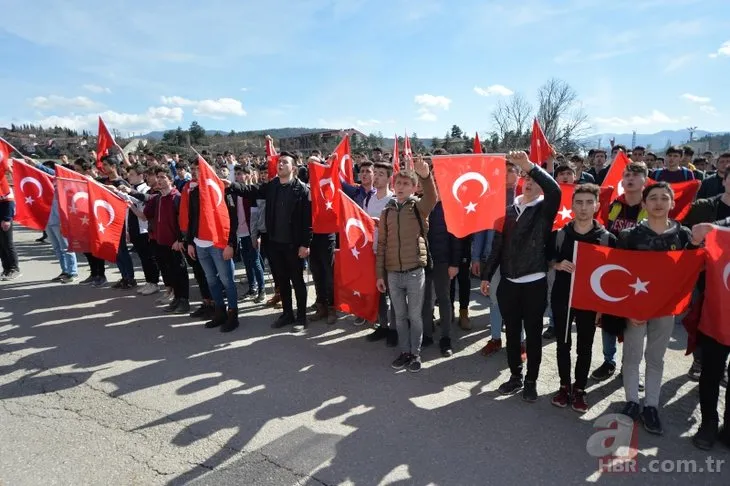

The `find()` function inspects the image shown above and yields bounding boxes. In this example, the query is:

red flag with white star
[87,181,128,261]
[530,118,551,166]
[97,117,115,171]
[309,161,341,234]
[331,136,354,184]
[571,242,704,321]
[57,175,91,253]
[0,138,15,198]
[553,183,615,230]
[196,156,231,249]
[699,227,730,346]
[12,160,54,230]
[431,154,507,238]
[334,190,378,322]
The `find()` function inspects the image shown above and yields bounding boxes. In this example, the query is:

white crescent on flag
[340,154,350,178]
[93,199,116,229]
[205,179,223,206]
[451,172,489,204]
[319,177,335,199]
[20,177,43,198]
[589,264,631,302]
[723,262,730,291]
[71,191,89,213]
[345,217,369,249]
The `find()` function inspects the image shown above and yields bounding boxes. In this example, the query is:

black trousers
[156,245,189,299]
[184,245,212,301]
[0,222,18,272]
[261,233,277,288]
[497,277,548,382]
[551,297,597,390]
[450,261,471,310]
[84,252,106,277]
[269,240,307,319]
[131,233,159,284]
[309,233,335,306]
[698,332,730,428]
[423,263,453,340]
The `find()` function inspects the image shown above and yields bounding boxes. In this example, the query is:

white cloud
[29,95,102,110]
[594,110,679,128]
[161,96,246,118]
[699,105,718,114]
[82,84,111,94]
[708,40,730,58]
[414,94,452,110]
[416,108,438,122]
[240,87,249,91]
[681,93,711,104]
[29,105,184,133]
[474,84,514,97]
[663,54,695,73]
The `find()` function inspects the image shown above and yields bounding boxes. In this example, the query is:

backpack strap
[555,228,566,255]
[599,231,611,247]
[413,204,433,269]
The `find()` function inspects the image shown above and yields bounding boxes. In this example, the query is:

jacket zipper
[397,207,403,271]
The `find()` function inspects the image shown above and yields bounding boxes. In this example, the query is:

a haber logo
[586,413,639,473]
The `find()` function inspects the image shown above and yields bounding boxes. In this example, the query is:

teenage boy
[652,146,695,182]
[376,156,436,372]
[549,184,616,413]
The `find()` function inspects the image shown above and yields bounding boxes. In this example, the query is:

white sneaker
[140,283,159,295]
[156,289,174,304]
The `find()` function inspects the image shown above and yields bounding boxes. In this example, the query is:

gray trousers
[622,316,674,407]
[422,263,453,341]
[388,268,426,356]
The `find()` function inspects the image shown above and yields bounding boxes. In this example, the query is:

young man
[618,182,701,435]
[480,151,561,401]
[644,152,659,170]
[174,162,192,192]
[630,146,646,163]
[682,146,705,180]
[554,164,576,184]
[591,161,648,381]
[101,155,136,289]
[0,157,20,281]
[569,156,595,184]
[72,158,107,287]
[376,156,436,372]
[588,149,608,184]
[652,146,695,182]
[234,166,265,303]
[250,164,276,306]
[229,151,312,332]
[549,184,616,412]
[697,152,729,199]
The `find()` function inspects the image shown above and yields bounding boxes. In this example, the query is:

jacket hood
[564,220,607,240]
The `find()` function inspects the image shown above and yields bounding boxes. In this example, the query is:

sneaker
[386,329,398,348]
[621,401,642,422]
[640,406,663,435]
[242,290,257,301]
[111,279,126,289]
[687,359,702,381]
[253,290,266,304]
[407,355,422,373]
[522,380,538,403]
[292,319,306,332]
[272,313,295,329]
[571,388,589,413]
[366,327,388,342]
[51,273,67,282]
[91,276,108,288]
[60,274,78,284]
[352,317,367,326]
[156,289,174,305]
[391,353,412,370]
[551,385,571,408]
[692,423,718,451]
[439,337,453,357]
[1,269,21,281]
[163,298,180,313]
[326,307,337,325]
[422,336,434,348]
[542,327,556,339]
[191,304,214,319]
[173,298,190,314]
[498,375,523,395]
[79,275,95,285]
[481,339,502,356]
[591,362,616,381]
[520,342,527,362]
[140,283,160,296]
[220,309,240,333]
[126,279,138,289]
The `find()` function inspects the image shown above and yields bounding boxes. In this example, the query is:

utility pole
[631,130,637,148]
[687,126,698,142]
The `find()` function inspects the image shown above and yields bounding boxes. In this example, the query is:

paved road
[0,228,727,485]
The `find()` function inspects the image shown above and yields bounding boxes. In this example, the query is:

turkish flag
[309,161,341,234]
[651,178,700,221]
[530,118,551,165]
[332,136,354,184]
[196,156,231,249]
[97,117,115,171]
[432,154,506,238]
[334,190,379,322]
[698,227,730,346]
[265,136,279,180]
[57,176,91,253]
[12,161,55,230]
[392,136,400,174]
[87,181,128,261]
[473,132,482,153]
[404,132,413,160]
[600,151,630,200]
[553,183,615,230]
[571,242,704,321]
[0,138,14,196]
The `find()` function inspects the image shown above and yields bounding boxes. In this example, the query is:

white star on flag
[25,196,34,205]
[80,215,89,226]
[464,202,477,214]
[325,200,333,211]
[353,290,361,297]
[351,247,360,259]
[558,206,573,221]
[98,223,105,233]
[629,277,649,295]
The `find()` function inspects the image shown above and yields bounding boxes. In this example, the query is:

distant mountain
[579,129,725,150]
[141,127,334,140]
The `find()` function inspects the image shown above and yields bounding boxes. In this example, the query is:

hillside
[142,127,335,141]
[579,129,723,150]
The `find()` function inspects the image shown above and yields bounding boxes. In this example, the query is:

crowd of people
[0,138,729,453]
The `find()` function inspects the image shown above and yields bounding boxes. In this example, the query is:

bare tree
[491,93,533,150]
[536,78,590,152]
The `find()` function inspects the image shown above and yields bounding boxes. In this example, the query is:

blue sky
[1,0,728,138]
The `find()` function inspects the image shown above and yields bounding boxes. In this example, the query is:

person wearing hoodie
[480,151,561,402]
[549,184,616,413]
[618,181,702,435]
[0,155,20,281]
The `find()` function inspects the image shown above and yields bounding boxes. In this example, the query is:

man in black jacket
[697,152,729,199]
[228,151,313,331]
[480,150,561,401]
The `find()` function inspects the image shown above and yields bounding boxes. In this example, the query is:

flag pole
[565,241,579,344]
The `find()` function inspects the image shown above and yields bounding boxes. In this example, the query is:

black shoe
[253,290,266,304]
[292,318,306,332]
[591,362,616,381]
[204,307,227,328]
[718,426,730,449]
[111,279,126,289]
[79,275,96,285]
[126,279,138,288]
[391,353,412,370]
[386,329,398,347]
[621,401,642,422]
[220,309,239,333]
[51,273,67,282]
[640,406,663,435]
[191,304,214,319]
[498,375,523,395]
[439,337,453,357]
[174,298,190,314]
[407,355,422,373]
[422,336,434,348]
[366,327,388,342]
[542,327,555,339]
[692,423,718,451]
[272,313,295,329]
[164,298,180,313]
[522,380,538,402]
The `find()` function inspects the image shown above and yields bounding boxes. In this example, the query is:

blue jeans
[47,224,78,276]
[602,329,617,365]
[388,268,426,356]
[116,239,135,281]
[239,236,264,293]
[197,244,238,310]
